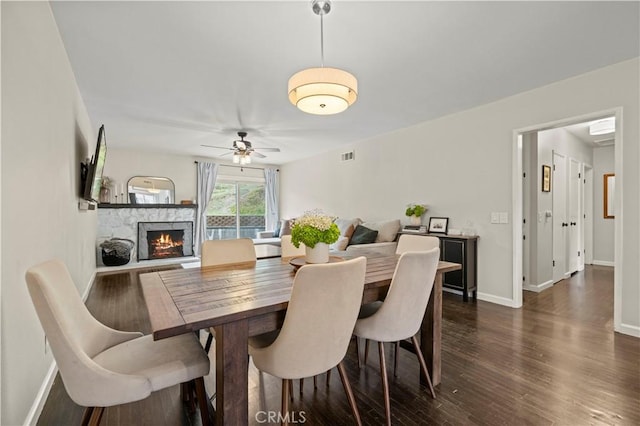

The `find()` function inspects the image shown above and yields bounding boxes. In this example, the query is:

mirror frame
[127,176,175,204]
[603,173,615,219]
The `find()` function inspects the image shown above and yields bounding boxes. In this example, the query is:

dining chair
[353,249,440,426]
[249,257,367,426]
[395,234,440,254]
[201,238,258,352]
[280,234,306,260]
[201,237,257,266]
[371,233,440,373]
[25,259,211,426]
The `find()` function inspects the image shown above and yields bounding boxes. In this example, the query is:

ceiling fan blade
[201,144,234,150]
[219,151,233,157]
[251,151,267,158]
[254,147,280,152]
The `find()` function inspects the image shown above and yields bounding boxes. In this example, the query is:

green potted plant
[291,210,340,263]
[405,203,427,225]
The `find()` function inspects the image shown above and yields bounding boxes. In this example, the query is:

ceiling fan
[201,131,280,164]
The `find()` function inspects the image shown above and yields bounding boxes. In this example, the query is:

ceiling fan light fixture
[233,153,241,164]
[289,0,357,115]
[589,117,615,135]
[288,67,357,115]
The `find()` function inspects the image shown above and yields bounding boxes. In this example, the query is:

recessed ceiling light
[589,117,615,136]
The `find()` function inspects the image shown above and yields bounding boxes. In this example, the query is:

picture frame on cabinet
[428,217,449,234]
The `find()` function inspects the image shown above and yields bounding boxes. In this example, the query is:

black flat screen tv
[83,125,107,202]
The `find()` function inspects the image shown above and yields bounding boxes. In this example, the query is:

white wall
[533,127,593,286]
[281,58,639,332]
[1,3,96,424]
[103,147,273,203]
[593,145,615,264]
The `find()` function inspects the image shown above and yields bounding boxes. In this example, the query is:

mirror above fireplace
[128,176,175,204]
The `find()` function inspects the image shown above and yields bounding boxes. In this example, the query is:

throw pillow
[280,219,292,236]
[349,225,378,245]
[334,218,362,237]
[330,236,350,251]
[361,219,401,243]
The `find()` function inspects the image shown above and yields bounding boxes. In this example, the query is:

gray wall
[593,146,615,263]
[1,2,96,424]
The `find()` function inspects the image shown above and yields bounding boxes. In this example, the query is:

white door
[568,158,581,273]
[583,165,593,265]
[552,152,567,283]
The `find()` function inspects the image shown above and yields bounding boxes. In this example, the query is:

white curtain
[264,168,279,231]
[195,162,218,256]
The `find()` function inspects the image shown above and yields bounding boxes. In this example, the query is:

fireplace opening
[147,230,184,259]
[138,221,194,261]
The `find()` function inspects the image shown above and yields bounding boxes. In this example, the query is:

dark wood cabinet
[397,232,478,302]
[438,235,478,301]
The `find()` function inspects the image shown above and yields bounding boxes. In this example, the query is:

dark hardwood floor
[37,265,639,425]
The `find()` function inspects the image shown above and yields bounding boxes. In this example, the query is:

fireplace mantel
[98,203,197,209]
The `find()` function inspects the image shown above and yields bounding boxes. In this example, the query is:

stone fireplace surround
[97,204,197,267]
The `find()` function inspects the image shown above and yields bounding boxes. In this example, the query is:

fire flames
[150,232,184,258]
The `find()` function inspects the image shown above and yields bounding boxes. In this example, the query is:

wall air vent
[340,151,355,162]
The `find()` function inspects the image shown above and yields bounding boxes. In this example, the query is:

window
[206,180,266,240]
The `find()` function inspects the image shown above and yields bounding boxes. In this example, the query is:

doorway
[512,109,621,331]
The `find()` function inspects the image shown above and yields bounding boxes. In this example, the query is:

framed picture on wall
[542,165,551,192]
[428,217,449,234]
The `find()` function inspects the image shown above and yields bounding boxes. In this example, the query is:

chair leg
[204,332,214,353]
[282,379,291,426]
[289,380,294,402]
[80,407,94,426]
[326,368,331,386]
[82,406,104,426]
[299,378,304,394]
[411,335,436,399]
[313,375,318,389]
[355,336,361,368]
[364,339,370,366]
[394,341,400,377]
[378,342,392,426]
[194,376,212,425]
[337,361,363,426]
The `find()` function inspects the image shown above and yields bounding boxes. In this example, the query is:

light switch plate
[499,212,509,224]
[491,212,500,224]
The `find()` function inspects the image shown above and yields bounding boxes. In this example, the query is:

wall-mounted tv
[83,125,107,202]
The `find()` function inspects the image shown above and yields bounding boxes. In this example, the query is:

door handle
[562,222,568,227]
[570,222,576,226]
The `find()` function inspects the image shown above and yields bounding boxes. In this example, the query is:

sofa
[330,218,401,256]
[252,219,293,246]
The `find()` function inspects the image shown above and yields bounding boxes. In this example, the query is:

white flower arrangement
[291,209,340,248]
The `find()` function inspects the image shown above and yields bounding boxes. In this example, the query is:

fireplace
[138,221,194,260]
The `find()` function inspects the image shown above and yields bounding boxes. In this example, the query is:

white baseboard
[523,279,554,293]
[477,292,517,307]
[81,271,97,302]
[592,260,615,267]
[23,361,58,426]
[616,323,640,338]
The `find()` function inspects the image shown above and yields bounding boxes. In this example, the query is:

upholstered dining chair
[353,249,440,426]
[201,238,258,352]
[395,234,440,254]
[25,259,211,426]
[280,235,306,260]
[249,257,367,426]
[201,237,257,266]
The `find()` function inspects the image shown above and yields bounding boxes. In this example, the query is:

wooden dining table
[140,253,461,425]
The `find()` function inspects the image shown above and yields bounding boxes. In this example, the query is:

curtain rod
[193,161,279,172]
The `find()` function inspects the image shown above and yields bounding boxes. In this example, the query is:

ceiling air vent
[340,151,355,162]
[593,137,614,147]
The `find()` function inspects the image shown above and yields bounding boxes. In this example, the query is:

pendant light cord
[320,13,324,67]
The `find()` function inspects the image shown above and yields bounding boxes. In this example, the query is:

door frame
[511,108,622,333]
[583,164,594,265]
